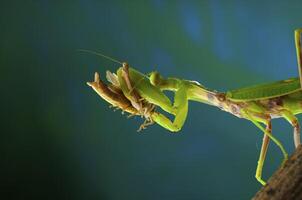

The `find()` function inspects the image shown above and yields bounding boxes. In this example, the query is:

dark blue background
[2,1,302,199]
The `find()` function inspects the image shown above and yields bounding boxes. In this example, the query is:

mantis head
[149,71,162,86]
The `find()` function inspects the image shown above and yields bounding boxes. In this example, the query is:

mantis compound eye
[149,71,162,86]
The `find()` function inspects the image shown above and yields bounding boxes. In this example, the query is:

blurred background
[1,1,302,199]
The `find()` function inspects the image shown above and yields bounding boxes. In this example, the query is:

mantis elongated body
[87,29,302,185]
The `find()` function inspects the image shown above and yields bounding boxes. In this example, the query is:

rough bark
[252,145,302,200]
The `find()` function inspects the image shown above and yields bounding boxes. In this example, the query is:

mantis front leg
[148,71,190,131]
[152,83,189,132]
[120,66,189,132]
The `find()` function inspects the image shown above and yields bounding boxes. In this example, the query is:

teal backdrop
[2,1,302,199]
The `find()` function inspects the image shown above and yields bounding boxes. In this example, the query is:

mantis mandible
[86,29,302,185]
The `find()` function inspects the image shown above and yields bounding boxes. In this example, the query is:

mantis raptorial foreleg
[138,71,188,132]
[241,109,288,185]
[120,65,190,132]
[149,71,179,91]
[281,110,301,148]
[295,29,302,88]
[172,84,189,129]
[150,84,189,132]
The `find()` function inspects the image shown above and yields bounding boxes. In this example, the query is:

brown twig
[252,145,302,200]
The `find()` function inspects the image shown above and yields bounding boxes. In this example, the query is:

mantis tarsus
[86,29,302,185]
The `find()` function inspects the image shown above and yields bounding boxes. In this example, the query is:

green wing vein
[226,77,301,101]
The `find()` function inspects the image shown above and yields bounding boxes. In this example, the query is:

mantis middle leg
[241,109,288,185]
[256,118,272,185]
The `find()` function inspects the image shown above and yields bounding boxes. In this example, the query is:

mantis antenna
[78,49,149,94]
[77,49,150,81]
[77,49,123,65]
[295,29,302,89]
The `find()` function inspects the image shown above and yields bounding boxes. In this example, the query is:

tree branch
[252,145,302,200]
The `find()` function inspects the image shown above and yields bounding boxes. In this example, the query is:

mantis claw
[255,175,266,186]
[137,118,154,132]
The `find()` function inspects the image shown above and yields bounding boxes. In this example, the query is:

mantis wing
[229,29,302,102]
[226,77,301,102]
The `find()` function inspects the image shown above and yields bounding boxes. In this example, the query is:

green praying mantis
[86,29,302,185]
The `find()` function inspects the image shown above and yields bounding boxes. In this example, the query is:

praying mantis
[86,29,302,185]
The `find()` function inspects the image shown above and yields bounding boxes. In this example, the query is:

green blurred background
[2,1,302,199]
